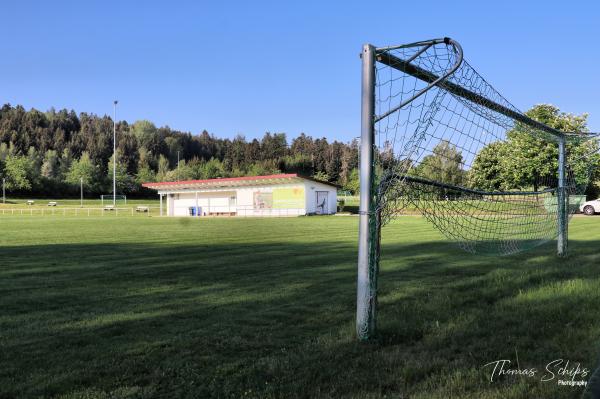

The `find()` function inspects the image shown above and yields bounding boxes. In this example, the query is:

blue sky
[1,1,599,142]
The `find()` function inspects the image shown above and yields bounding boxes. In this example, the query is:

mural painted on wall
[253,192,273,209]
[273,187,304,209]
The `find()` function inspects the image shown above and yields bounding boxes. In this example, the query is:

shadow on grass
[0,238,598,398]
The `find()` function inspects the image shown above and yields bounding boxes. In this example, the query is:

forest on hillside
[1,103,598,200]
[0,104,360,197]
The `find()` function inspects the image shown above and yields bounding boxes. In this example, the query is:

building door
[315,191,329,215]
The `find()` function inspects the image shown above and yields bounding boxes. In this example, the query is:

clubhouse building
[142,174,338,217]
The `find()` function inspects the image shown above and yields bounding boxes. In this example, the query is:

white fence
[0,206,312,218]
[0,207,157,217]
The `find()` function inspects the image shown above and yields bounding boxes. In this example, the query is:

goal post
[356,37,599,340]
[356,44,378,341]
[101,194,127,206]
[557,136,568,257]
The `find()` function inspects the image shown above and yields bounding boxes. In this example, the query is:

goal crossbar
[375,41,599,140]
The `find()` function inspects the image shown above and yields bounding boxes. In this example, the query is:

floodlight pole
[113,100,118,207]
[80,177,83,208]
[557,136,568,257]
[177,151,180,182]
[357,44,379,341]
[2,178,5,204]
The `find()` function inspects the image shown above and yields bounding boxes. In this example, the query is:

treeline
[0,104,360,197]
[406,105,600,198]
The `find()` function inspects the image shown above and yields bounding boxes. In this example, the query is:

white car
[580,199,600,216]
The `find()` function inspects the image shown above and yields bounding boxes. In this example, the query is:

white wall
[167,194,174,216]
[304,181,337,214]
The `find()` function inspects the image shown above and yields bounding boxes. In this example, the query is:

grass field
[1,215,599,398]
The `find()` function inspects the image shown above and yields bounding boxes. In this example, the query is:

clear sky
[1,1,599,142]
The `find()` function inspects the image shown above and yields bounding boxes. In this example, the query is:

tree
[415,140,464,186]
[245,139,261,165]
[201,158,226,179]
[117,131,139,175]
[3,155,34,191]
[246,160,279,177]
[312,171,330,182]
[164,135,183,168]
[66,152,99,192]
[136,148,156,184]
[326,141,344,181]
[340,139,359,186]
[0,142,11,162]
[227,135,247,171]
[107,151,135,193]
[41,150,60,180]
[59,148,73,180]
[344,168,360,194]
[26,146,42,189]
[131,120,158,150]
[156,154,170,182]
[469,142,509,191]
[291,133,315,157]
[260,132,287,160]
[313,138,329,174]
[165,159,197,181]
[470,104,597,192]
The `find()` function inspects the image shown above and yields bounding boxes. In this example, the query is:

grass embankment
[0,216,599,398]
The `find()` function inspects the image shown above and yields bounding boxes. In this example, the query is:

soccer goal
[100,194,127,206]
[356,38,600,340]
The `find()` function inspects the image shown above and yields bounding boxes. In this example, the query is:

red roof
[142,173,338,189]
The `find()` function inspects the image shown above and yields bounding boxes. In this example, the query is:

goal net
[357,37,599,340]
[100,195,127,206]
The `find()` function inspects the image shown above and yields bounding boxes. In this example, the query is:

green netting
[374,39,599,255]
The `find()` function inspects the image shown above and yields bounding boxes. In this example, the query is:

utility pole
[2,178,5,204]
[177,151,180,181]
[80,177,83,208]
[113,100,118,206]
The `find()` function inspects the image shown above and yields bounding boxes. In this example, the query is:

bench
[136,206,149,213]
[103,205,115,211]
[47,201,57,207]
[208,212,236,217]
[26,200,35,206]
